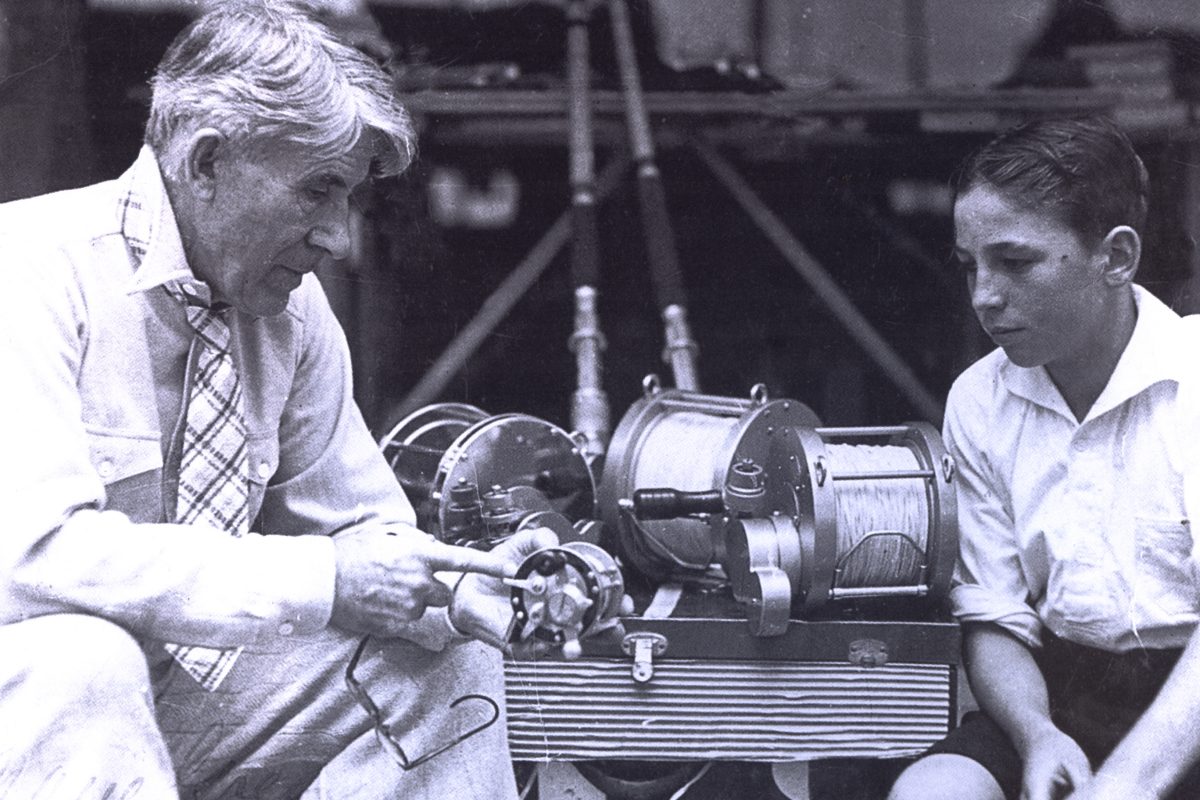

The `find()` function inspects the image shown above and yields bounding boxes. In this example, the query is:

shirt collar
[118,146,213,306]
[1000,284,1191,421]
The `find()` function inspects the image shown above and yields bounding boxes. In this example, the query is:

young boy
[889,117,1200,800]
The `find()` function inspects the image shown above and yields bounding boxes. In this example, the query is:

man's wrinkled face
[953,184,1110,372]
[192,137,373,317]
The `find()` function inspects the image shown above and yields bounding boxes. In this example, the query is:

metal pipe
[830,470,936,481]
[567,1,597,218]
[692,139,945,423]
[398,87,1120,118]
[903,0,930,91]
[570,286,609,462]
[661,303,699,394]
[607,0,655,164]
[566,0,610,461]
[608,0,699,391]
[396,153,631,418]
[829,585,928,599]
[814,426,911,436]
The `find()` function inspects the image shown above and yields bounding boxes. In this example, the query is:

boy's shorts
[924,630,1200,800]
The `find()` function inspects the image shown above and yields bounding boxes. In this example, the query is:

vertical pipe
[608,0,700,391]
[566,0,610,463]
[396,155,629,418]
[903,0,930,91]
[1169,139,1200,314]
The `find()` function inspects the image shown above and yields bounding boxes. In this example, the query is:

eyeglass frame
[344,634,500,771]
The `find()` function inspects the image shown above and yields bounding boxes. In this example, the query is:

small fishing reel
[379,404,597,547]
[506,542,625,658]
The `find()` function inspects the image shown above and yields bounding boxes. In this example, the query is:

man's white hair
[145,1,414,179]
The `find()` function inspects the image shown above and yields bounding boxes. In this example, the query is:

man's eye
[304,186,329,202]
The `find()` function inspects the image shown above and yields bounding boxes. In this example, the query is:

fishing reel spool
[506,542,625,659]
[379,404,598,548]
[599,378,958,636]
[597,376,821,583]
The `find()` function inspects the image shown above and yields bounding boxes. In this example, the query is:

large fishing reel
[598,376,821,582]
[599,378,958,636]
[379,404,598,548]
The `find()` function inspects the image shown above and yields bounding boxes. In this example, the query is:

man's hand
[330,526,515,637]
[449,527,560,652]
[1021,727,1092,800]
[450,529,634,657]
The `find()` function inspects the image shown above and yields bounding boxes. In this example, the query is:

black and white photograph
[3,0,1200,798]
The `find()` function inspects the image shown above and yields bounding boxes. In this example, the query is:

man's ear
[183,128,226,202]
[1100,225,1141,287]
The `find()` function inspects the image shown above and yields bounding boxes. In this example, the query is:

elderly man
[0,3,547,798]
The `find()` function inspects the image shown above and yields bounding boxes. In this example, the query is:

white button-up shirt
[946,286,1200,652]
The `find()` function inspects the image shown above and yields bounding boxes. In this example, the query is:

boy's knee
[889,753,1005,800]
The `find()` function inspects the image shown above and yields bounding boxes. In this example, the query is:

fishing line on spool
[632,411,734,490]
[826,442,928,588]
[628,411,741,570]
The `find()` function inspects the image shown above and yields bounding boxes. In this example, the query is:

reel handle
[626,488,725,520]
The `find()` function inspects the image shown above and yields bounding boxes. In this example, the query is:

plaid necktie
[164,291,249,691]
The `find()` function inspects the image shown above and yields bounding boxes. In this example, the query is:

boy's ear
[1101,226,1141,287]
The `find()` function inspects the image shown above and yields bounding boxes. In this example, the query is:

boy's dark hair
[953,116,1149,245]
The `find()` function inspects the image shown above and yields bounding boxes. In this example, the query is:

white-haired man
[0,4,547,798]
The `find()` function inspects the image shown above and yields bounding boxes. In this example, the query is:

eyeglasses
[344,635,500,770]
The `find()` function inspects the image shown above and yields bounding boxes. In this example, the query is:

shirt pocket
[85,426,161,483]
[1046,547,1124,640]
[85,426,164,523]
[1133,516,1198,622]
[246,432,279,524]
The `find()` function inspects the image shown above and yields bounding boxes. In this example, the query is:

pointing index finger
[422,539,515,578]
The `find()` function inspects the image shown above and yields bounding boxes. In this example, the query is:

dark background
[6,0,1200,441]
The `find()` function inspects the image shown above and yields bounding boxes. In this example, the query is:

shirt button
[257,462,271,480]
[181,283,196,296]
[97,459,114,478]
[278,622,295,636]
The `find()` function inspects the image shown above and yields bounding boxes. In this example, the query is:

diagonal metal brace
[691,138,945,423]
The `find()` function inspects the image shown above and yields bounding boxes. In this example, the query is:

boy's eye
[1000,256,1034,272]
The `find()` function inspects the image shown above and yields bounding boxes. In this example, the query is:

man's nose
[307,205,353,260]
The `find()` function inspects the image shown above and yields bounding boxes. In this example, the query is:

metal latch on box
[848,638,888,668]
[621,632,668,683]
